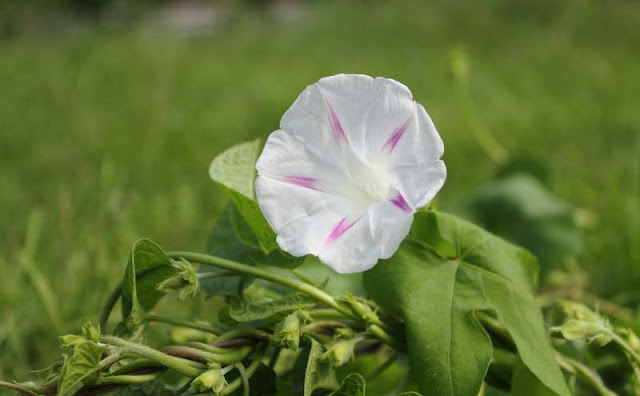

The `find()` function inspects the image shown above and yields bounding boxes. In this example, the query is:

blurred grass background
[0,0,638,383]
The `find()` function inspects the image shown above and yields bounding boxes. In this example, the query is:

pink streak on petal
[384,116,413,152]
[390,193,412,213]
[324,218,354,247]
[282,175,317,190]
[326,100,349,145]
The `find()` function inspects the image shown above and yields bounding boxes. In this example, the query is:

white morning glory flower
[255,74,446,273]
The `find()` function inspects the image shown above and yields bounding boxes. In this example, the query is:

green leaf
[328,373,365,396]
[230,293,316,322]
[364,211,570,396]
[468,174,583,270]
[209,139,278,253]
[121,239,175,330]
[203,205,304,297]
[57,341,106,396]
[511,359,557,396]
[305,338,339,396]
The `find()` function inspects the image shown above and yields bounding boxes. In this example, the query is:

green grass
[0,0,638,382]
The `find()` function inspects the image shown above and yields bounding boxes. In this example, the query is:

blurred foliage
[0,0,638,385]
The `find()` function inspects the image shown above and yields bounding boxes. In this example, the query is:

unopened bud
[82,322,101,342]
[59,334,86,347]
[157,259,199,300]
[339,293,379,323]
[273,312,301,350]
[192,368,228,395]
[321,340,354,367]
[561,319,612,346]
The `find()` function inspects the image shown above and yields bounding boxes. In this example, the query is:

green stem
[220,350,265,396]
[612,332,640,366]
[100,371,163,385]
[290,269,318,286]
[109,358,162,375]
[146,314,222,336]
[365,351,399,382]
[0,381,39,396]
[165,346,252,365]
[555,352,617,396]
[168,252,356,320]
[236,363,250,396]
[214,328,272,342]
[368,324,404,352]
[100,336,201,377]
[99,281,122,330]
[309,308,351,320]
[168,251,404,348]
[187,342,244,355]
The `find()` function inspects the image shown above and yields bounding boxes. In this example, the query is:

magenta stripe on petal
[384,115,413,152]
[324,218,354,246]
[390,193,412,213]
[282,175,317,190]
[325,100,349,145]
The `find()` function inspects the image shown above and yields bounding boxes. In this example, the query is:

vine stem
[365,351,399,382]
[555,352,617,396]
[168,251,356,320]
[100,336,201,377]
[100,371,163,385]
[612,332,640,366]
[168,251,403,350]
[0,381,39,396]
[220,349,266,396]
[99,281,122,330]
[146,314,223,336]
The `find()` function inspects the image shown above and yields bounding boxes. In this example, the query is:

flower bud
[560,319,612,346]
[321,340,354,367]
[334,327,356,340]
[339,293,379,323]
[59,334,86,347]
[81,322,101,342]
[273,312,301,351]
[157,259,199,300]
[192,368,228,395]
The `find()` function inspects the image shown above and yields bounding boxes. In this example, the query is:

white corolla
[255,74,446,273]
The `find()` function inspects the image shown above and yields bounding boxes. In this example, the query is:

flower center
[358,182,388,202]
[342,161,391,210]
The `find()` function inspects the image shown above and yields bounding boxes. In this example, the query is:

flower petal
[387,104,446,209]
[388,103,445,164]
[256,129,346,191]
[255,176,362,257]
[313,74,417,164]
[318,200,414,273]
[390,159,446,209]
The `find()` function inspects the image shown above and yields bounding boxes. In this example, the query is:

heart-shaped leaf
[209,139,278,254]
[468,173,583,270]
[121,239,175,329]
[364,211,569,396]
[57,341,106,396]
